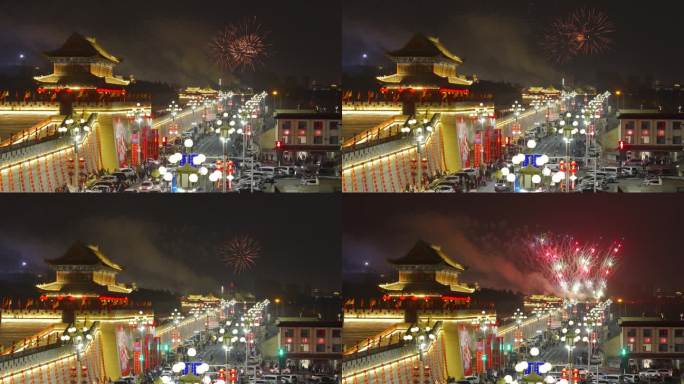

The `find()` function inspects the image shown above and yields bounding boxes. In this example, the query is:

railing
[0,321,100,378]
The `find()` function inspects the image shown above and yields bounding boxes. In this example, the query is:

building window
[315,344,326,353]
[658,344,668,352]
[644,329,653,338]
[643,344,652,352]
[675,329,684,338]
[659,329,669,337]
[313,136,323,144]
[627,329,637,337]
[282,121,291,130]
[298,136,307,144]
[282,136,290,144]
[313,121,323,130]
[628,344,635,352]
[284,329,294,338]
[675,344,684,352]
[300,344,310,352]
[329,136,339,145]
[656,136,666,144]
[297,121,308,130]
[332,329,341,338]
[316,329,326,338]
[674,136,682,144]
[642,136,650,144]
[329,121,339,130]
[301,329,309,338]
[641,121,651,130]
[625,121,635,131]
[332,344,342,352]
[285,343,293,352]
[657,121,666,130]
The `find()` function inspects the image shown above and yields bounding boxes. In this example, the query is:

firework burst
[542,7,614,64]
[221,234,261,274]
[210,17,269,71]
[527,233,622,301]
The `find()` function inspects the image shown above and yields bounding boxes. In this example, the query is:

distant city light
[21,261,27,267]
[362,53,368,59]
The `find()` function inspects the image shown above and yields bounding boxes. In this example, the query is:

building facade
[620,319,684,370]
[617,113,684,169]
[272,111,341,163]
[277,320,342,373]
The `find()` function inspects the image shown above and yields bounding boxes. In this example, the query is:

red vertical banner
[475,350,484,374]
[473,144,482,168]
[131,133,140,166]
[133,340,142,375]
[484,127,492,164]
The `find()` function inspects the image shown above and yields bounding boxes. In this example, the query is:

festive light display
[542,7,614,63]
[210,17,269,71]
[527,233,622,300]
[221,234,261,274]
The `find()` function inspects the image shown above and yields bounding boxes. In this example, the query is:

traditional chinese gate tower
[377,34,475,116]
[36,241,133,322]
[34,32,130,116]
[380,239,475,323]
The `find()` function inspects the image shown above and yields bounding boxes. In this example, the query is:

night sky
[0,195,341,295]
[343,0,684,86]
[0,0,340,86]
[343,195,683,299]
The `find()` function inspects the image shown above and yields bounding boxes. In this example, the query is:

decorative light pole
[401,116,434,192]
[58,116,91,192]
[471,311,496,381]
[60,324,93,384]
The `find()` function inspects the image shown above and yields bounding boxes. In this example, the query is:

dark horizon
[0,195,341,296]
[343,194,682,300]
[0,0,340,87]
[343,0,684,87]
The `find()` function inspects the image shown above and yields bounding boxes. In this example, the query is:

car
[641,177,663,186]
[110,172,129,182]
[639,370,660,379]
[463,376,480,384]
[301,177,320,186]
[86,185,112,193]
[119,167,137,179]
[622,374,640,383]
[494,182,511,192]
[434,185,456,193]
[655,369,671,378]
[99,175,119,184]
[461,168,478,177]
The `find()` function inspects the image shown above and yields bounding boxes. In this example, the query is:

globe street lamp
[60,324,93,384]
[401,116,434,191]
[58,116,91,192]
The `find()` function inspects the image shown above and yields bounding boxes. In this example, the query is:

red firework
[210,17,269,71]
[527,233,622,301]
[222,234,260,274]
[542,7,614,64]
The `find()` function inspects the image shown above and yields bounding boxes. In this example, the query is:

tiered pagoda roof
[386,34,464,64]
[377,34,474,88]
[44,32,122,63]
[379,240,475,296]
[34,33,130,89]
[36,242,132,296]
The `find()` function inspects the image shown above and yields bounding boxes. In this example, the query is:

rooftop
[388,240,466,270]
[45,242,123,271]
[45,33,121,63]
[618,112,684,120]
[387,34,463,64]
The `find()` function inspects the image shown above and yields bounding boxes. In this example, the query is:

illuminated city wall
[0,116,103,192]
[0,323,107,384]
[342,323,451,384]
